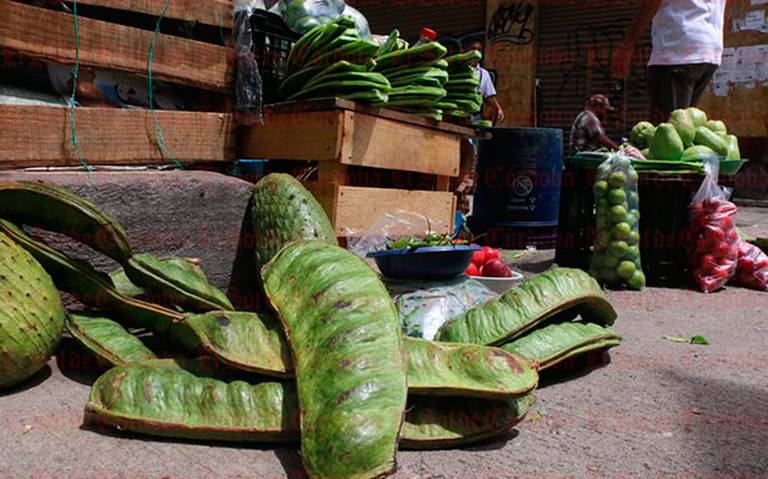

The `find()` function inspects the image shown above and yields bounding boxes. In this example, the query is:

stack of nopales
[369,30,449,120]
[279,16,389,103]
[443,50,483,119]
[0,176,621,479]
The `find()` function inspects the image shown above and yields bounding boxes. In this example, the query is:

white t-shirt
[475,65,497,99]
[649,0,726,66]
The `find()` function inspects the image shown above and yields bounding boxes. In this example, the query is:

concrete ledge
[0,170,256,305]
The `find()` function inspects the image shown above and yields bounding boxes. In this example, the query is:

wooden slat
[0,105,234,168]
[341,111,460,177]
[265,98,479,137]
[321,185,456,236]
[0,0,232,91]
[73,0,234,28]
[237,110,344,161]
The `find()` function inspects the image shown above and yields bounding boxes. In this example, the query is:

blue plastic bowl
[368,245,481,280]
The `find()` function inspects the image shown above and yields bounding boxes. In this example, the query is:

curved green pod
[86,360,534,448]
[86,359,299,443]
[251,174,337,275]
[184,311,293,378]
[400,394,535,450]
[501,322,622,371]
[123,254,233,312]
[0,220,197,350]
[0,232,65,389]
[436,268,617,346]
[405,338,538,399]
[65,312,156,366]
[109,267,145,298]
[0,181,132,263]
[262,241,407,479]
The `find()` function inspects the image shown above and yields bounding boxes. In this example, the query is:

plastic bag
[340,5,371,39]
[270,0,345,34]
[589,154,646,290]
[733,238,768,291]
[234,0,266,121]
[347,210,448,259]
[685,159,739,293]
[389,277,498,340]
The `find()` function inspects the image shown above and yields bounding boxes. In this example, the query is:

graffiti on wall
[487,1,535,47]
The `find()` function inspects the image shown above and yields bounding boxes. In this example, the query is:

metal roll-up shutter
[352,0,487,45]
[536,0,652,142]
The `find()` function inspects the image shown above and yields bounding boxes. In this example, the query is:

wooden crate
[0,0,233,92]
[0,105,235,168]
[239,99,476,236]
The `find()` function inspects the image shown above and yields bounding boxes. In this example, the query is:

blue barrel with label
[471,128,564,249]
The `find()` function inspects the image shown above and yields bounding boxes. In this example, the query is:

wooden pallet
[0,0,233,92]
[0,105,235,168]
[239,98,477,236]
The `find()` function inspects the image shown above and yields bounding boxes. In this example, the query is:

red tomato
[465,263,481,277]
[711,266,732,281]
[738,257,755,272]
[712,241,733,258]
[482,247,501,262]
[720,216,734,230]
[700,255,717,269]
[702,225,726,243]
[695,237,711,253]
[471,250,486,267]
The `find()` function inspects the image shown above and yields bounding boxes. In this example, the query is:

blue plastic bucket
[471,128,564,249]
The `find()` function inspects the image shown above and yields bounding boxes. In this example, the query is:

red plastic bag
[734,239,768,291]
[685,160,739,293]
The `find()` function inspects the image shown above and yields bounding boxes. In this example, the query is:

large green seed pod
[123,254,233,312]
[262,241,406,479]
[65,312,156,367]
[0,181,132,263]
[400,394,535,450]
[404,338,537,399]
[251,174,337,274]
[501,322,622,371]
[0,232,64,389]
[86,359,536,448]
[436,268,617,346]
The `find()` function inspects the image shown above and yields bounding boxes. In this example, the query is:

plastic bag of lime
[589,154,646,290]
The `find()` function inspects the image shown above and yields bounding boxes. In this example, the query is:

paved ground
[1,195,766,478]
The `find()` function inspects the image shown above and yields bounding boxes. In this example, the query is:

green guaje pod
[123,254,234,313]
[0,181,132,263]
[436,268,617,346]
[87,359,535,448]
[85,359,300,443]
[262,241,407,479]
[400,394,535,450]
[183,311,293,378]
[405,338,538,399]
[501,322,622,371]
[0,220,198,350]
[65,312,156,367]
[251,174,337,274]
[0,232,65,389]
[109,267,145,298]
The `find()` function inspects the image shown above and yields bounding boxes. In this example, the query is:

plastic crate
[555,163,736,287]
[246,10,299,104]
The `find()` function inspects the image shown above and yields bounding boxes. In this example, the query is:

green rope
[148,0,184,169]
[68,0,93,173]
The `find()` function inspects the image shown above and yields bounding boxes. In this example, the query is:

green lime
[617,260,636,279]
[596,231,611,248]
[608,172,627,188]
[628,191,640,207]
[627,168,639,184]
[628,270,646,290]
[608,189,627,205]
[609,205,628,223]
[597,163,611,177]
[625,245,640,260]
[624,211,638,227]
[608,240,629,257]
[612,222,631,240]
[593,180,609,198]
[603,255,620,268]
[627,231,641,246]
